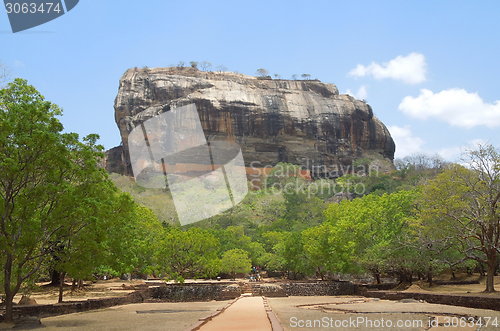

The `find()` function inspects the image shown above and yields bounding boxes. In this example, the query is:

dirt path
[198,296,272,331]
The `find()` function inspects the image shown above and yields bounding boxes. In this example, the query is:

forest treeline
[1,79,499,322]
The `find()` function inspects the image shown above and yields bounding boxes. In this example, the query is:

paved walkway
[198,296,272,331]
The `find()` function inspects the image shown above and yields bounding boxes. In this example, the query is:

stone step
[241,283,253,294]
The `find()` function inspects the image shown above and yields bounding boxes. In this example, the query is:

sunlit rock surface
[109,67,395,177]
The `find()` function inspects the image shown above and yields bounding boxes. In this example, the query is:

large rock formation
[110,67,395,177]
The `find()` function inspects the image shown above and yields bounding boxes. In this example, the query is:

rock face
[112,67,395,177]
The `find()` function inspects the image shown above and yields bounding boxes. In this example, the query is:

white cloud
[348,53,427,84]
[388,125,425,159]
[345,85,368,100]
[438,139,491,165]
[14,60,25,67]
[398,88,500,128]
[437,146,462,161]
[388,125,491,162]
[467,138,490,148]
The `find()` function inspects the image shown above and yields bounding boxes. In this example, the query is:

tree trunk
[316,268,324,281]
[427,268,433,287]
[478,263,485,276]
[373,273,381,285]
[486,257,496,293]
[4,291,15,324]
[403,271,413,284]
[58,271,66,303]
[78,279,84,289]
[50,269,61,286]
[397,273,404,285]
[71,279,76,292]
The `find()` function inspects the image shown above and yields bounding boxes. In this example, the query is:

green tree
[263,163,326,231]
[0,79,114,322]
[156,228,220,282]
[84,200,162,285]
[123,204,164,275]
[259,231,286,272]
[214,226,252,253]
[46,141,139,302]
[302,224,335,279]
[220,249,251,279]
[279,232,311,279]
[283,189,325,231]
[190,61,198,69]
[410,217,472,286]
[324,190,421,283]
[246,241,267,267]
[420,145,500,292]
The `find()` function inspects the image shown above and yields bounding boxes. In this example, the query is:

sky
[1,0,499,161]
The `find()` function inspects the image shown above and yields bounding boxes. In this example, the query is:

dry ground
[1,301,232,331]
[266,274,500,331]
[2,274,500,330]
[268,296,500,331]
[397,274,500,297]
[9,277,242,305]
[10,278,146,305]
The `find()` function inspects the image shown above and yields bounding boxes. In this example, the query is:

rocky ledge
[110,67,395,177]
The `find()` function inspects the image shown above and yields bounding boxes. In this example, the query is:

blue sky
[1,0,499,161]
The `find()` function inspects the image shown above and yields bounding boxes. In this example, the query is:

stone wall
[151,283,241,302]
[0,290,149,322]
[281,281,356,296]
[257,284,287,297]
[255,281,356,297]
[364,290,500,312]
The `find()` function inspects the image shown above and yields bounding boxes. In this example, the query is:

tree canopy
[220,249,251,279]
[420,145,500,292]
[0,79,162,321]
[0,79,120,320]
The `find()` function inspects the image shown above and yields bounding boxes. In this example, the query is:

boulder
[111,67,395,178]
